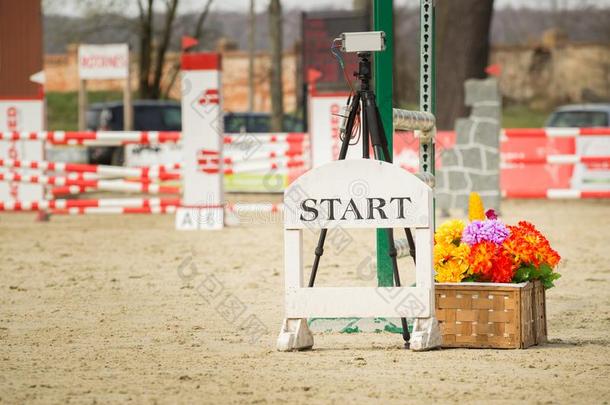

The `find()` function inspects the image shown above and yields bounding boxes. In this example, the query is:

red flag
[485,63,502,77]
[182,36,199,51]
[307,68,322,84]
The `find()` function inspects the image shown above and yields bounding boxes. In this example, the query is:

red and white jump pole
[51,206,179,215]
[502,189,610,199]
[502,127,610,139]
[0,172,180,195]
[0,197,181,211]
[502,154,610,165]
[0,158,181,179]
[0,130,181,145]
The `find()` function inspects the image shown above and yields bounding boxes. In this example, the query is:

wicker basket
[435,280,547,349]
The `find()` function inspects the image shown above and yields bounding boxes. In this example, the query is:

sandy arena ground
[1,199,609,404]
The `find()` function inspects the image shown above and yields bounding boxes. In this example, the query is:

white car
[546,103,610,127]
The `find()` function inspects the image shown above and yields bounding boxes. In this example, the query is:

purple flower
[462,219,510,246]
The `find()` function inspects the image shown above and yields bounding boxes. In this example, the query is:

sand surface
[1,199,609,404]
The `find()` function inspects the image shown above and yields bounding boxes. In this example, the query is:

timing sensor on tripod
[337,31,386,53]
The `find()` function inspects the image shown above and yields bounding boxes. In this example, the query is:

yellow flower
[434,242,453,265]
[435,259,469,283]
[454,243,471,264]
[434,219,466,245]
[434,219,472,282]
[433,242,467,263]
[468,192,485,221]
[434,241,471,282]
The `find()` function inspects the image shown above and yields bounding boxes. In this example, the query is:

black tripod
[306,52,417,345]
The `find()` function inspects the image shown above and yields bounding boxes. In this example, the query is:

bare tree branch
[193,0,214,39]
[138,0,155,98]
[150,0,178,98]
[137,0,145,22]
[269,0,284,131]
[162,0,215,99]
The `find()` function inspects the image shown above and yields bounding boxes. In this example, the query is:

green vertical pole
[374,0,394,287]
[420,0,436,228]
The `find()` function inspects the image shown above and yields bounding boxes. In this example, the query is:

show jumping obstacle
[0,52,313,228]
[0,127,309,221]
[501,127,610,199]
[1,121,608,221]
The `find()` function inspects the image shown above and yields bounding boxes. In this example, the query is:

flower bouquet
[433,193,560,348]
[434,193,561,288]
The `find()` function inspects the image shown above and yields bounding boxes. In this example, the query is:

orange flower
[503,221,561,269]
[469,241,516,283]
[489,252,515,283]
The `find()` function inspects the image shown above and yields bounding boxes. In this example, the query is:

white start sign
[284,159,432,230]
[277,158,440,352]
[78,44,129,80]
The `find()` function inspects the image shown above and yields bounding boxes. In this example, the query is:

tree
[352,0,372,16]
[436,0,494,129]
[137,0,214,99]
[161,0,215,98]
[248,0,256,111]
[268,0,284,131]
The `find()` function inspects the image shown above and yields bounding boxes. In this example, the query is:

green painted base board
[308,318,413,334]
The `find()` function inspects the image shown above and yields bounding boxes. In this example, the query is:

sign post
[77,44,131,130]
[419,0,436,216]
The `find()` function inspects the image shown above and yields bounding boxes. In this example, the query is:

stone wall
[436,78,501,214]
